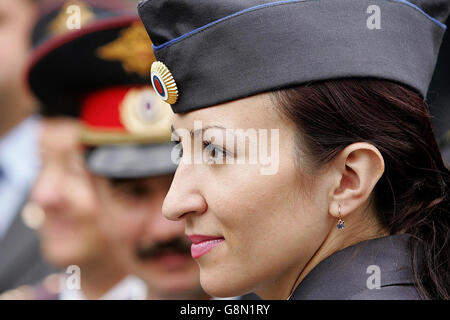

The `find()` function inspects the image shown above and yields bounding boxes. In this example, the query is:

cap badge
[97,22,155,77]
[151,61,178,104]
[120,88,173,136]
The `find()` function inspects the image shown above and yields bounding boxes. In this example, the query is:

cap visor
[85,143,177,178]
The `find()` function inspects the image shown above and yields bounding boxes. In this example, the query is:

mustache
[136,237,191,260]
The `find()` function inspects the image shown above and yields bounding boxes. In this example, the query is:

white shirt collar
[59,275,148,300]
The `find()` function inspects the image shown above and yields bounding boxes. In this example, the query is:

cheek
[101,201,148,246]
[203,154,329,285]
[65,177,98,218]
[0,28,29,78]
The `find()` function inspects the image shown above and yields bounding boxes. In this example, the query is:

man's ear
[328,142,385,219]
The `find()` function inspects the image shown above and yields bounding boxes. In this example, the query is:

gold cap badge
[120,87,173,139]
[97,22,156,77]
[151,61,178,104]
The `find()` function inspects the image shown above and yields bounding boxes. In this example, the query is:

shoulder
[290,234,421,300]
[0,273,61,300]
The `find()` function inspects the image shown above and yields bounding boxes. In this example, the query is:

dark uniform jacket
[290,234,420,300]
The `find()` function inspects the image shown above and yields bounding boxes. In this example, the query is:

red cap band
[81,86,139,131]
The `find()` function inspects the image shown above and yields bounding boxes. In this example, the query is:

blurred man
[83,91,208,299]
[0,0,55,292]
[27,117,143,299]
[1,1,150,300]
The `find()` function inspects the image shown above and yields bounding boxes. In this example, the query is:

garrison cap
[138,0,450,113]
[27,1,177,178]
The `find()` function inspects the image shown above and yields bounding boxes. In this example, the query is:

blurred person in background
[0,0,56,293]
[23,117,142,300]
[82,84,208,299]
[82,87,207,300]
[0,0,148,300]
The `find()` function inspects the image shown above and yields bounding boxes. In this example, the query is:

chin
[40,241,85,268]
[149,281,205,299]
[199,271,250,299]
[142,269,204,297]
[41,247,75,268]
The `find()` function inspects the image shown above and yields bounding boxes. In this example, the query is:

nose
[30,166,64,211]
[162,163,207,221]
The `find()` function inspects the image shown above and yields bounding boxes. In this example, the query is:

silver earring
[336,204,345,230]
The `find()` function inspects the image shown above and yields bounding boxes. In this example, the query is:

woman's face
[163,93,335,299]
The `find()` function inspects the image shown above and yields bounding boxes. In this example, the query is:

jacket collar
[290,234,417,299]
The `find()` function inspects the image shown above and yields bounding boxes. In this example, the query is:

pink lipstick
[188,235,225,259]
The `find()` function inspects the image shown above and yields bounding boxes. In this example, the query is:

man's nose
[30,167,64,210]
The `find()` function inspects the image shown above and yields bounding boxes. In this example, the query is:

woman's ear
[328,142,385,219]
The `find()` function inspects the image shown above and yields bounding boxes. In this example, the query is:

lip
[187,234,225,259]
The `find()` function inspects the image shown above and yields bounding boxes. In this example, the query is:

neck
[255,208,389,300]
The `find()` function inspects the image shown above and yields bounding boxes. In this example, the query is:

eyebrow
[171,125,228,138]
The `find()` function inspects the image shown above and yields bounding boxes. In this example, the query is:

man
[1,118,144,300]
[1,0,149,300]
[24,1,211,300]
[0,0,55,293]
[81,88,208,299]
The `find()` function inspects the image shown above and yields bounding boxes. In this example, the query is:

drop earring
[336,204,345,230]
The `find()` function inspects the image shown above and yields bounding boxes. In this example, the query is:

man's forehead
[40,121,81,154]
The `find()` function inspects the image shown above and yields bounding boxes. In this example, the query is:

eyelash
[202,140,227,164]
[173,140,183,160]
[173,140,229,164]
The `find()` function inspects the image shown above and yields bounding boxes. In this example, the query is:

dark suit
[0,198,56,293]
[290,234,420,300]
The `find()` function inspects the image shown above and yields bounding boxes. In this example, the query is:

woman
[138,0,450,299]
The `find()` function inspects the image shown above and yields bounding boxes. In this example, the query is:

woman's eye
[173,141,183,162]
[203,141,227,164]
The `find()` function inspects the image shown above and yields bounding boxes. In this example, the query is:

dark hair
[273,78,450,299]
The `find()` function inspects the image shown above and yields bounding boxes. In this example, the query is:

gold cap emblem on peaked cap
[120,87,173,139]
[150,61,178,105]
[48,1,94,36]
[97,22,156,77]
